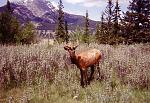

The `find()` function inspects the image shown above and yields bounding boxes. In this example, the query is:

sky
[0,0,130,21]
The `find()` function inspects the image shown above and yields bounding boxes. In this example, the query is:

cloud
[119,0,129,4]
[64,0,129,8]
[83,1,106,7]
[64,0,85,4]
[64,0,106,8]
[9,0,20,2]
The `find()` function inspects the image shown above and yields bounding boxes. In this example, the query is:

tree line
[56,0,150,44]
[0,0,149,45]
[96,0,150,44]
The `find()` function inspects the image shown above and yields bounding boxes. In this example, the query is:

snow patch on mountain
[51,1,58,10]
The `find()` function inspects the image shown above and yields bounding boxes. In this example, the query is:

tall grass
[0,43,150,103]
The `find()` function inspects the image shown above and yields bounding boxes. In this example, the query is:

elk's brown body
[64,45,101,87]
[77,49,101,68]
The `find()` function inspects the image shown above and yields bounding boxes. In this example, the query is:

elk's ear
[73,45,78,50]
[64,46,69,50]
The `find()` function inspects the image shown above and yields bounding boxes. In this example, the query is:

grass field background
[0,43,150,103]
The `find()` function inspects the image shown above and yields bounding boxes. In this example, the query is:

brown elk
[64,45,101,87]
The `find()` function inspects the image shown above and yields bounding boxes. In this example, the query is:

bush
[0,11,36,44]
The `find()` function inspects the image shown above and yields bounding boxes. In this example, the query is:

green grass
[0,43,150,103]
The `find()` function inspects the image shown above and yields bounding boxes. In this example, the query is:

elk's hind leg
[80,69,84,88]
[88,65,95,84]
[96,63,100,80]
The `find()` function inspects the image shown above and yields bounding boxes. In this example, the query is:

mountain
[0,0,97,30]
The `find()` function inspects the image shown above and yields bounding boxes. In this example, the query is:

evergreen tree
[100,13,105,33]
[6,0,13,13]
[95,23,100,42]
[56,0,65,43]
[123,0,150,43]
[142,0,150,30]
[102,0,114,44]
[104,0,114,29]
[98,12,110,44]
[0,0,16,44]
[83,10,90,44]
[112,0,121,35]
[64,20,69,43]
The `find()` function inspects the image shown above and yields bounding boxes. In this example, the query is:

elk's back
[77,49,101,68]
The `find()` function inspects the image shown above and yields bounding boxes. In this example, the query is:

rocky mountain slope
[0,0,97,30]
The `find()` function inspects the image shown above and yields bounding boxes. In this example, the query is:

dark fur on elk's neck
[70,53,78,65]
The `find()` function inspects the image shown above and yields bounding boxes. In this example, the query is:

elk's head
[64,45,79,64]
[64,45,78,57]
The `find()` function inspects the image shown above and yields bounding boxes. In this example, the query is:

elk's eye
[69,47,72,50]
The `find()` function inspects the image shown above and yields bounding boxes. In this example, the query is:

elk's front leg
[83,69,88,86]
[80,69,84,87]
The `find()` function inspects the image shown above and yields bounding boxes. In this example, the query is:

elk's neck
[70,53,78,65]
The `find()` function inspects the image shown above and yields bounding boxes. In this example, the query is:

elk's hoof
[87,81,90,85]
[81,83,85,88]
[96,77,100,80]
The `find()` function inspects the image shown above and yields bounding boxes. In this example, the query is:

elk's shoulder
[78,49,100,57]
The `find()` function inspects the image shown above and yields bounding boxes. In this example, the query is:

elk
[64,44,101,87]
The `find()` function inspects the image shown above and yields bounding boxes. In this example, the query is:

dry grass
[0,43,150,103]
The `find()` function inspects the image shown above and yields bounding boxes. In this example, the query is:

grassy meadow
[0,43,150,103]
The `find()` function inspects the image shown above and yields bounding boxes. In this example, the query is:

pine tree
[102,0,114,44]
[123,0,150,43]
[6,0,13,13]
[64,20,69,43]
[95,23,100,42]
[100,13,105,33]
[112,0,121,35]
[104,0,114,28]
[98,12,110,44]
[83,10,90,44]
[0,0,16,44]
[143,0,150,30]
[56,0,65,43]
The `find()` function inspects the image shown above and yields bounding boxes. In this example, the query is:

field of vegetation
[0,43,150,103]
